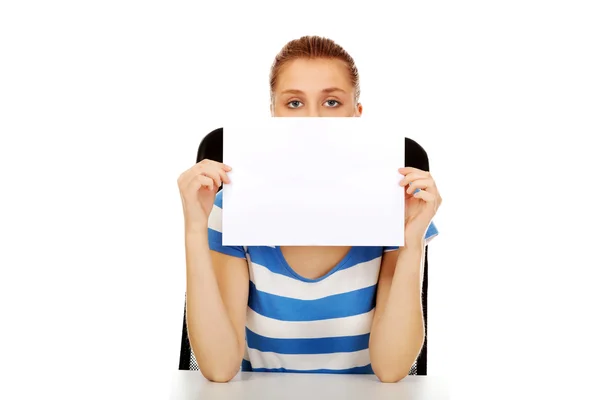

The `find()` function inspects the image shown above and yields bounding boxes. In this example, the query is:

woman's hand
[398,167,442,247]
[177,159,232,230]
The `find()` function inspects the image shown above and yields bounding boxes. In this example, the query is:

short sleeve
[207,191,247,259]
[383,221,440,252]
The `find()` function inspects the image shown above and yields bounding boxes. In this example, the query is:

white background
[1,1,599,399]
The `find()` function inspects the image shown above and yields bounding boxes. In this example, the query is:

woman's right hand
[177,159,232,230]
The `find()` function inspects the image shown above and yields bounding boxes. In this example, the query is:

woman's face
[271,58,362,117]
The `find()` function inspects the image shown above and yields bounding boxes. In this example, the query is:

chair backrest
[179,127,431,375]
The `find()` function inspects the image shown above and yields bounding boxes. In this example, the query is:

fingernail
[414,188,421,194]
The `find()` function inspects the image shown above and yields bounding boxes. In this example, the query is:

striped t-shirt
[207,190,439,374]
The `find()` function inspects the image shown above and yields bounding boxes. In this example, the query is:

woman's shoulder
[214,189,224,207]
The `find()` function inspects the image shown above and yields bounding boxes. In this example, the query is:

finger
[186,174,214,193]
[198,159,232,171]
[205,167,230,186]
[399,171,430,186]
[405,178,432,194]
[180,164,226,189]
[398,167,425,176]
[217,168,231,184]
[211,166,232,185]
[198,168,223,187]
[412,189,436,203]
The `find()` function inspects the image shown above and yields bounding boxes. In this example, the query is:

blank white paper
[221,117,404,246]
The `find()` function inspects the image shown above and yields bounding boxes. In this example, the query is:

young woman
[177,36,442,383]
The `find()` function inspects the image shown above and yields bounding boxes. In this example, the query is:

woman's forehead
[275,58,353,94]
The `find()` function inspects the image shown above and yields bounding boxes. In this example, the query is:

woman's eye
[324,99,340,107]
[287,100,303,109]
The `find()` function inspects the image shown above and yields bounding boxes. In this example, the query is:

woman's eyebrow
[321,87,346,94]
[280,89,305,95]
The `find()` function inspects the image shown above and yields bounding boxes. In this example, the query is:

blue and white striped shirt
[207,190,438,374]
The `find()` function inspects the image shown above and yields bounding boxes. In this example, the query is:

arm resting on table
[185,230,249,382]
[369,242,426,383]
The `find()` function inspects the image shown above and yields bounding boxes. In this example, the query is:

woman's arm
[370,166,442,382]
[185,229,249,382]
[369,242,426,383]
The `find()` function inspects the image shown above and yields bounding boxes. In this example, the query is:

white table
[170,371,449,400]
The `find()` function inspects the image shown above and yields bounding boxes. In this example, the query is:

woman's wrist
[184,217,209,235]
[395,240,425,279]
[402,237,425,252]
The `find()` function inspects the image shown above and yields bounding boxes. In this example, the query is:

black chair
[179,127,431,375]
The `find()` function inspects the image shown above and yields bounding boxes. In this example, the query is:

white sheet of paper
[221,117,404,246]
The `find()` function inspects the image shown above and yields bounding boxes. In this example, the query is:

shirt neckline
[274,246,356,283]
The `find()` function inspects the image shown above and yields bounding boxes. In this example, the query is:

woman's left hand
[398,167,442,247]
